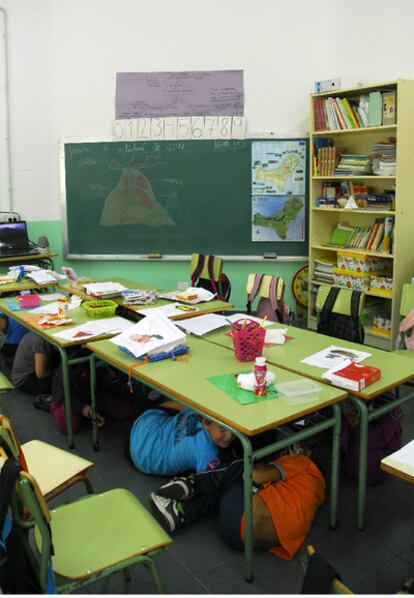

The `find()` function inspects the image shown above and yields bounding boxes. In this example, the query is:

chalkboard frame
[60,136,309,261]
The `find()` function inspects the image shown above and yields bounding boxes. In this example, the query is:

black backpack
[190,254,231,302]
[317,287,364,344]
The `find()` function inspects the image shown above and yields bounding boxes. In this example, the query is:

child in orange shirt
[150,443,325,560]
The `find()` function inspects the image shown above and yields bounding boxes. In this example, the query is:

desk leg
[330,403,341,529]
[351,396,368,530]
[237,434,254,582]
[59,348,74,450]
[90,353,99,451]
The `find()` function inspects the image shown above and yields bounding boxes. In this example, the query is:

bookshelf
[308,79,414,350]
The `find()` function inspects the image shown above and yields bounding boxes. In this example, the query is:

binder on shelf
[382,91,396,125]
[368,91,382,126]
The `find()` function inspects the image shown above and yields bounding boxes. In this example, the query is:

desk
[0,279,60,295]
[202,322,414,528]
[0,372,13,415]
[87,335,346,581]
[381,445,414,484]
[0,297,119,448]
[60,277,234,320]
[0,251,58,269]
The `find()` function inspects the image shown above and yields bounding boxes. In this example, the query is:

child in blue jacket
[127,401,235,475]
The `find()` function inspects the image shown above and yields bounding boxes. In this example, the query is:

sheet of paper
[93,316,134,334]
[386,439,414,468]
[37,293,66,302]
[52,321,109,341]
[83,282,127,294]
[226,313,273,327]
[138,303,199,318]
[158,287,216,304]
[176,313,228,336]
[26,270,64,284]
[29,301,60,315]
[301,345,371,369]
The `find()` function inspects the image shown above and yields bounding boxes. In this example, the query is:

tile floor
[3,383,414,594]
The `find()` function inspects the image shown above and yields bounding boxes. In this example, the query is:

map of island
[252,196,305,242]
[252,140,306,196]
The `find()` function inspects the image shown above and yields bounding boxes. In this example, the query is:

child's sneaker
[150,493,183,532]
[157,476,194,501]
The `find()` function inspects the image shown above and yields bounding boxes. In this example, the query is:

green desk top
[86,336,346,436]
[0,252,57,264]
[0,297,116,349]
[59,278,233,320]
[0,279,59,294]
[202,322,414,400]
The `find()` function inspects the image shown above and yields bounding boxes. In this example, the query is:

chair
[246,273,289,322]
[0,415,94,501]
[190,253,231,301]
[13,469,172,593]
[0,372,13,416]
[301,545,353,594]
[316,285,365,343]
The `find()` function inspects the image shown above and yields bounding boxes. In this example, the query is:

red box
[18,293,41,308]
[330,362,381,391]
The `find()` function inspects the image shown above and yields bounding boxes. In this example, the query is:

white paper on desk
[38,293,66,302]
[301,345,371,369]
[138,302,199,319]
[176,313,228,336]
[110,312,186,358]
[93,316,134,334]
[26,270,65,285]
[52,321,109,341]
[226,313,273,327]
[83,282,127,295]
[29,302,60,315]
[386,439,414,468]
[265,328,288,344]
[158,287,216,304]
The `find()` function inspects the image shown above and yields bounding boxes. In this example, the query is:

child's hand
[252,463,282,485]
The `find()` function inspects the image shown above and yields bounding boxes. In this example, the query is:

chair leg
[83,477,94,494]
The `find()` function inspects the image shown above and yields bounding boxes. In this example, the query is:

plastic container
[254,356,267,396]
[82,299,118,319]
[275,380,322,403]
[230,319,265,362]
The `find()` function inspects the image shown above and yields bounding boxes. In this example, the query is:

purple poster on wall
[115,70,244,119]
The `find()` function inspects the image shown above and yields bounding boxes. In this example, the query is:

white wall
[0,0,412,221]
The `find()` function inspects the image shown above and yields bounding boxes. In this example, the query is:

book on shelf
[382,216,394,253]
[368,91,382,126]
[327,222,355,246]
[382,91,396,125]
[333,154,371,175]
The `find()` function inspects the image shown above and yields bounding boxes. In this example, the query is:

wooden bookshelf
[308,79,414,350]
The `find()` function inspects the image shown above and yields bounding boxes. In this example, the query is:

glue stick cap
[255,356,266,366]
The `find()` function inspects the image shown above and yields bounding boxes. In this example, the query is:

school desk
[86,335,347,582]
[381,445,414,484]
[0,296,125,449]
[201,322,414,529]
[0,251,58,269]
[0,278,60,295]
[60,277,234,320]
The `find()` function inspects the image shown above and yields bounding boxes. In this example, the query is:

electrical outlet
[314,78,341,93]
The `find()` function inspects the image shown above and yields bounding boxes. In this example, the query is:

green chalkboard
[61,138,309,259]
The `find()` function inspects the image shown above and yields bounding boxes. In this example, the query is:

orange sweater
[257,454,325,560]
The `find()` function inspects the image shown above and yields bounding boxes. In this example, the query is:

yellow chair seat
[36,488,172,580]
[22,440,93,500]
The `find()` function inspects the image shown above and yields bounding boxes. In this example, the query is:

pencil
[259,315,268,328]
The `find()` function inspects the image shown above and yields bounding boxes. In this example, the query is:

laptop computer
[0,221,39,257]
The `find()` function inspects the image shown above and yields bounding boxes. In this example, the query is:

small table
[381,442,414,484]
[86,335,347,582]
[201,322,414,528]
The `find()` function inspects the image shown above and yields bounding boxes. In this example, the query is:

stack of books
[364,191,395,211]
[345,216,394,252]
[313,258,335,283]
[371,140,397,176]
[314,96,367,131]
[333,154,371,176]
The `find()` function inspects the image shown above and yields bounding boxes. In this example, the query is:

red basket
[230,319,266,362]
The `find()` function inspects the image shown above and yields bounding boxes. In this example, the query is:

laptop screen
[0,221,29,253]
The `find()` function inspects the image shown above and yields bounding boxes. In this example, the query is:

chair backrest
[316,285,365,316]
[246,273,291,324]
[400,283,414,317]
[0,416,28,470]
[190,253,231,301]
[316,285,365,344]
[301,545,353,594]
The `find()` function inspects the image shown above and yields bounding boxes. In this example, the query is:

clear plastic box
[275,380,322,403]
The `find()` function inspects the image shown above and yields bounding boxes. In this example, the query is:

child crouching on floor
[126,401,235,475]
[150,436,326,560]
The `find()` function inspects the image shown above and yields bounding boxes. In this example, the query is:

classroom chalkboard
[61,138,309,259]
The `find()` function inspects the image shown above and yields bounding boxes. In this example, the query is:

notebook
[0,221,39,257]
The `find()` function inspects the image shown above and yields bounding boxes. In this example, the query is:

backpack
[190,254,231,302]
[246,274,291,324]
[317,287,364,343]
